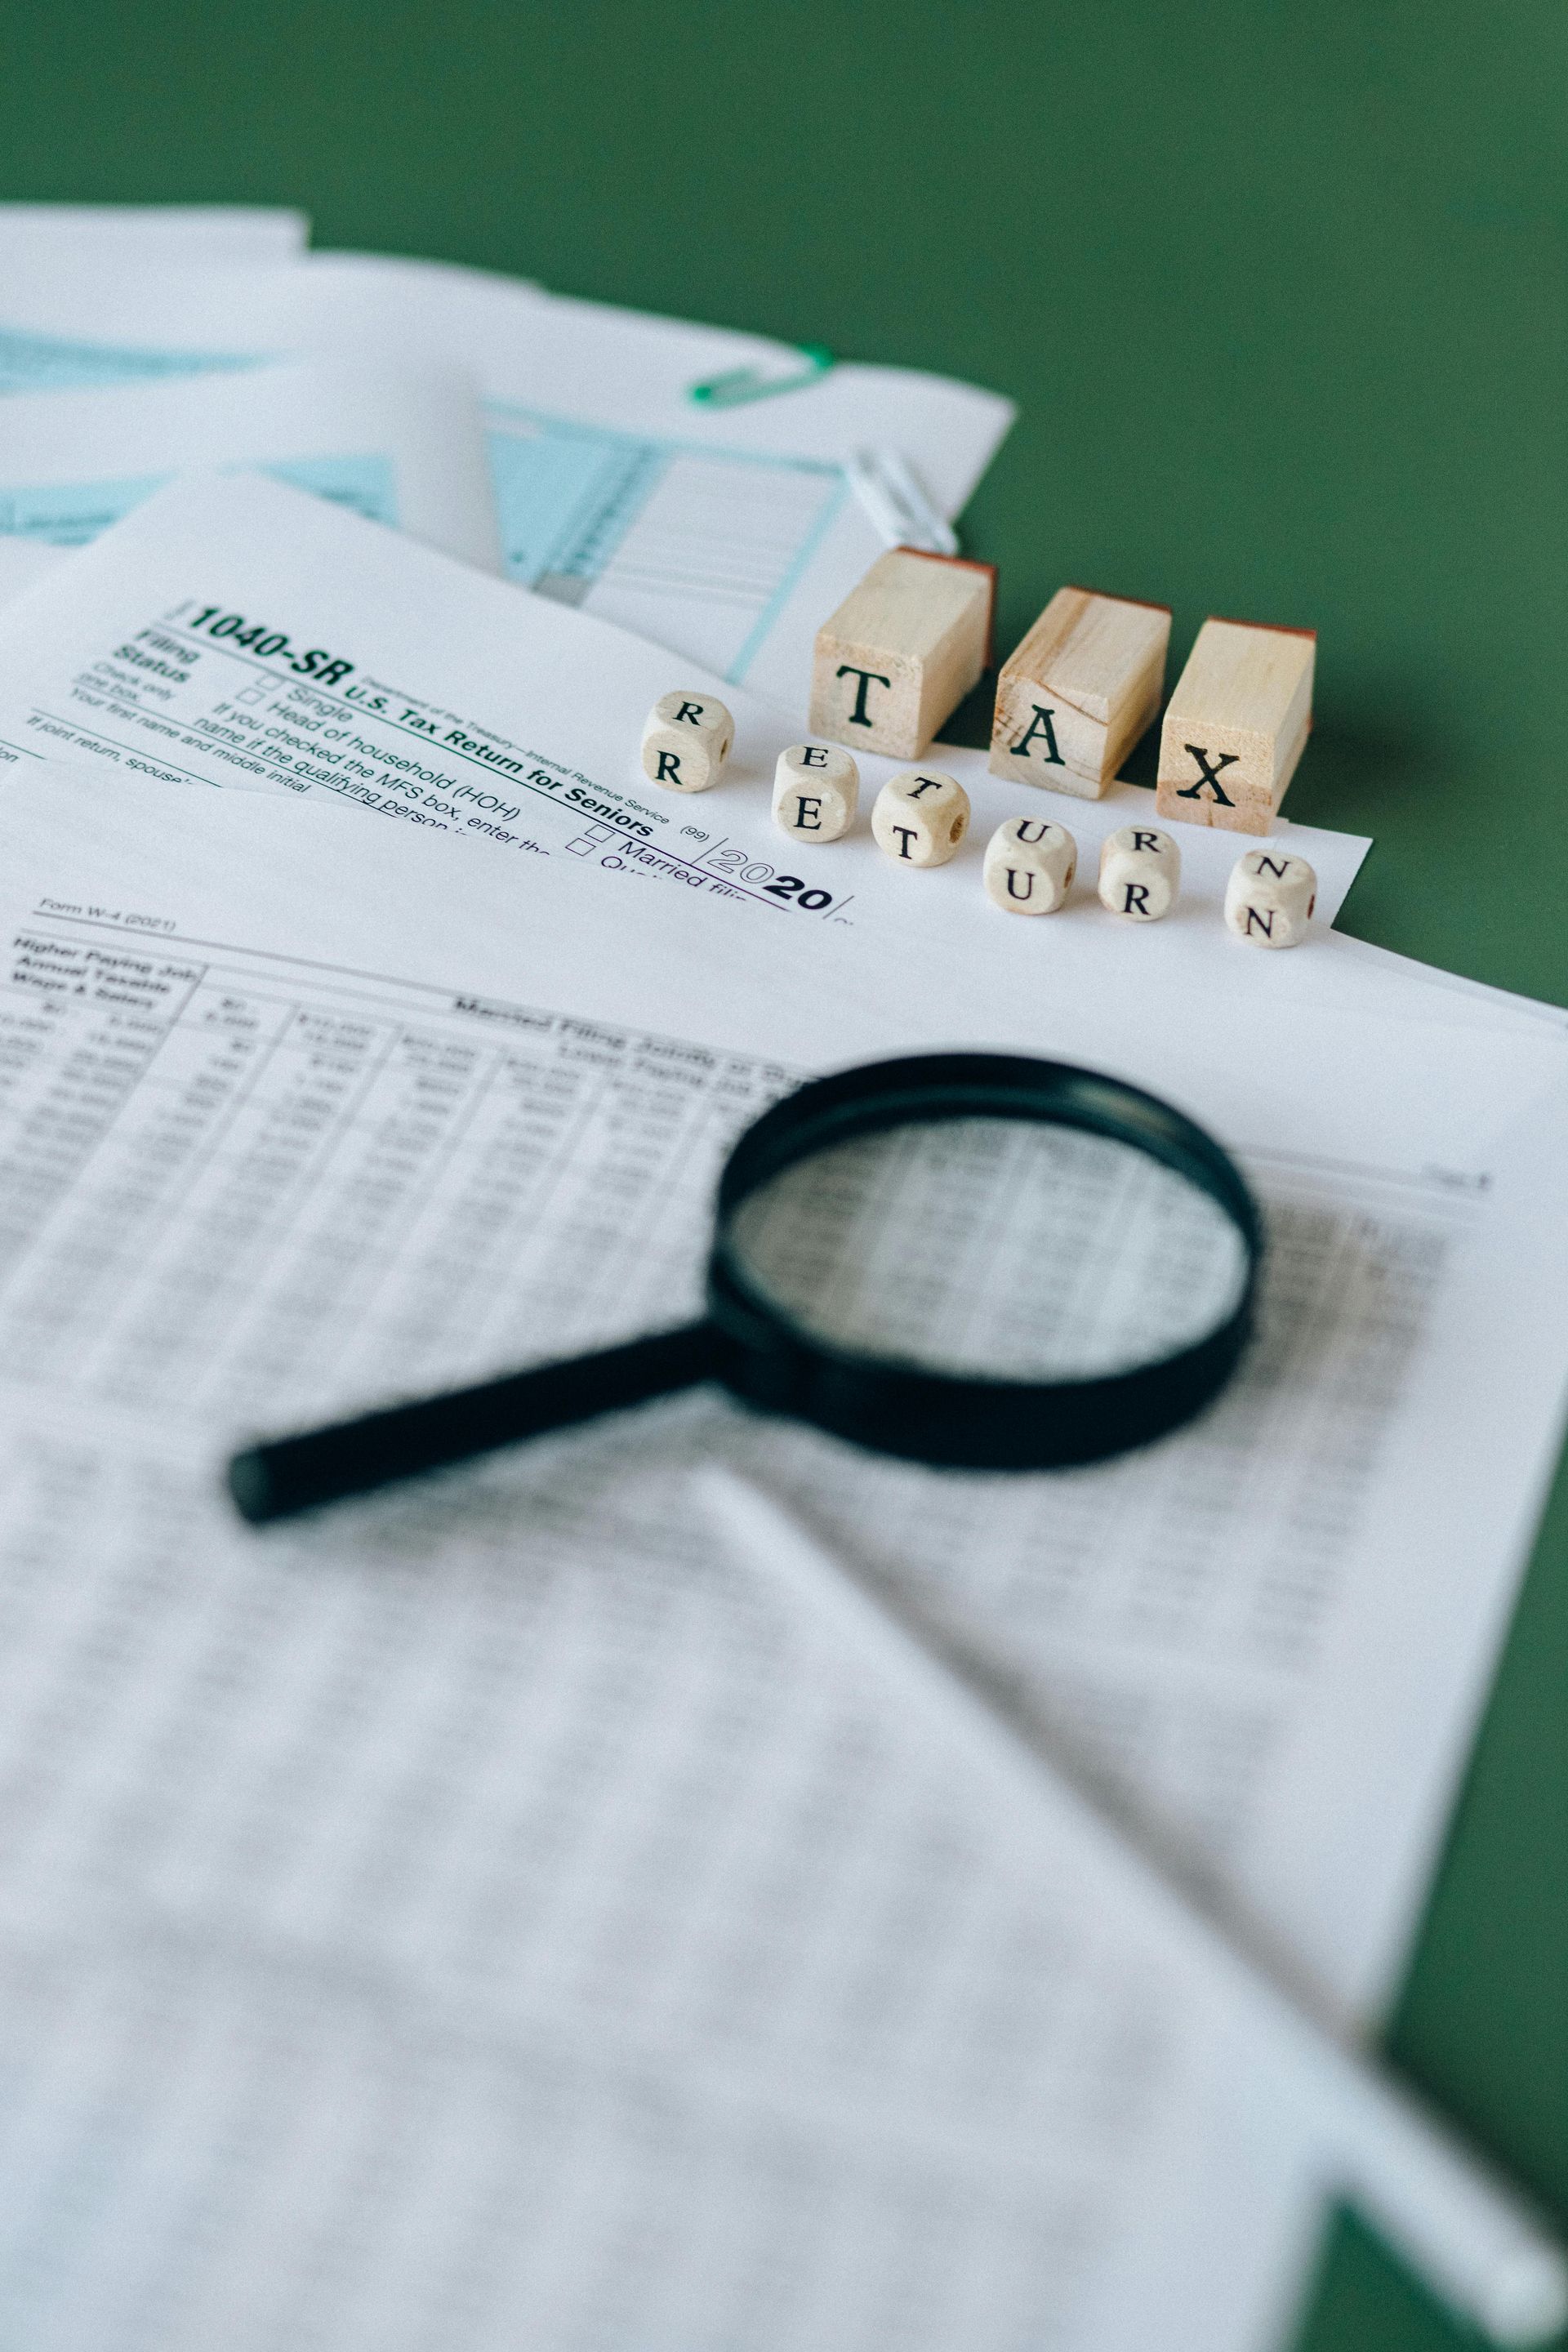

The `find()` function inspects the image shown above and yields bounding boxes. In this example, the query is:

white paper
[0,472,1374,989]
[0,745,1538,2023]
[0,765,1563,2350]
[0,360,501,571]
[0,535,66,603]
[0,252,1012,697]
[1332,929,1568,1036]
[0,203,309,264]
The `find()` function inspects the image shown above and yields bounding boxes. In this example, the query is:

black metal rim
[705,1051,1264,1470]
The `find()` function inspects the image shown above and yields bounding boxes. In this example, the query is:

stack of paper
[0,220,1013,701]
[0,205,1562,2352]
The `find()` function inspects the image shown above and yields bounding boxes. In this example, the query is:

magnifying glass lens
[725,1118,1252,1383]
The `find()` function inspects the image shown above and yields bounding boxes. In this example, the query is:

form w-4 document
[0,251,1011,697]
[0,767,1562,2349]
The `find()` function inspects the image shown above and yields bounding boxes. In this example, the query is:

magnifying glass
[227,1053,1263,1525]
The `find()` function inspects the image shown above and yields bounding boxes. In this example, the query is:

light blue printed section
[725,469,849,686]
[0,454,399,548]
[0,471,167,545]
[0,329,256,394]
[485,403,848,684]
[257,452,399,526]
[486,420,665,593]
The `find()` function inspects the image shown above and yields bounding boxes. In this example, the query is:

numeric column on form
[465,1030,772,1363]
[616,1044,789,1325]
[0,986,167,1280]
[470,1030,683,1359]
[0,969,286,1384]
[334,1031,601,1398]
[212,1025,502,1420]
[86,999,389,1407]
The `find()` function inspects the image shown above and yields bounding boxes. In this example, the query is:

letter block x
[1156,618,1316,835]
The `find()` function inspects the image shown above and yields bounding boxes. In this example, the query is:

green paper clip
[688,343,835,408]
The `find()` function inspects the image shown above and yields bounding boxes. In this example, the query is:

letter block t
[1156,619,1315,835]
[871,769,971,868]
[990,586,1171,798]
[810,547,996,760]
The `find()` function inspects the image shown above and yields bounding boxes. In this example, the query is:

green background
[2,3,1564,2342]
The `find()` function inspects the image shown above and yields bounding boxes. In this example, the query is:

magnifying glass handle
[227,1320,722,1526]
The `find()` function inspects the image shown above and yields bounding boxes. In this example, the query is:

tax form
[0,536,65,602]
[0,470,1375,978]
[0,766,1563,2351]
[0,360,501,569]
[0,251,1012,697]
[0,203,309,263]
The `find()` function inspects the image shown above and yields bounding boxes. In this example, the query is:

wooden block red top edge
[1208,615,1317,642]
[1063,584,1173,617]
[893,545,1000,670]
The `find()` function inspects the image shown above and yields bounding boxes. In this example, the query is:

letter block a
[990,586,1170,799]
[809,547,996,760]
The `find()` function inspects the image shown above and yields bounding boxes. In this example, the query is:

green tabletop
[2,3,1564,2341]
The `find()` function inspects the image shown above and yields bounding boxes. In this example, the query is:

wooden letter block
[990,586,1170,799]
[640,690,734,794]
[809,547,996,760]
[871,768,970,869]
[1224,849,1317,948]
[1098,825,1179,922]
[772,743,858,842]
[1155,619,1315,835]
[982,817,1076,915]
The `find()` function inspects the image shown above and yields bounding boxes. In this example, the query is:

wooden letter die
[1156,619,1315,835]
[810,547,996,760]
[990,586,1170,798]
